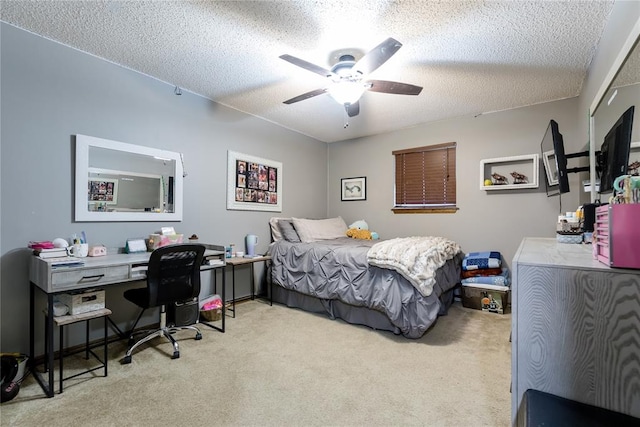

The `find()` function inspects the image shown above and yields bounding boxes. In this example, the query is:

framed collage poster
[227,151,282,212]
[88,178,118,204]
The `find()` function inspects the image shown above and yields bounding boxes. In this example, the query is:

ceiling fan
[280,37,423,119]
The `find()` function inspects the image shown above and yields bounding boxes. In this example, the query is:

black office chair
[121,244,205,364]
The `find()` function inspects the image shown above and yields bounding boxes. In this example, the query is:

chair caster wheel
[172,351,180,359]
[121,355,132,364]
[195,332,202,340]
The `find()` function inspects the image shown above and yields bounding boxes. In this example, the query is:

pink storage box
[595,204,640,269]
[148,233,184,250]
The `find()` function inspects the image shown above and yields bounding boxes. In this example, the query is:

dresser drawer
[51,265,130,290]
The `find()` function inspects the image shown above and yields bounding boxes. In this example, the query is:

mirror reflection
[591,37,640,197]
[88,146,175,213]
[594,40,640,145]
[75,135,183,222]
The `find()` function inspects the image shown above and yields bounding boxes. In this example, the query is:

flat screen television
[599,106,635,194]
[541,120,570,196]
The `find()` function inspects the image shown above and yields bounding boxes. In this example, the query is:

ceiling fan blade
[283,88,328,104]
[352,38,403,76]
[280,54,335,78]
[366,80,423,95]
[345,101,360,117]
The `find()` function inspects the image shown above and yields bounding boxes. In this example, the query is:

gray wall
[2,1,638,355]
[0,23,327,353]
[328,97,582,268]
[578,1,640,200]
[327,0,640,274]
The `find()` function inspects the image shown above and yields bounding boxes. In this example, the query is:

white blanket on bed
[367,236,462,297]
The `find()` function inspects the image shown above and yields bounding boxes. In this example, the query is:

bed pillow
[291,217,348,242]
[278,220,301,243]
[269,217,291,242]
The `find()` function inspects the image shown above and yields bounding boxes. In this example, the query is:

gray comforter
[269,237,463,338]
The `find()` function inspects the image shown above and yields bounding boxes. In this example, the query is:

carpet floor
[1,300,511,426]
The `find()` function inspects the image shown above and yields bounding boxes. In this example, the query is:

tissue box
[57,290,105,315]
[148,233,184,250]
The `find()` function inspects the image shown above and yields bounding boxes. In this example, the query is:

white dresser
[511,237,640,425]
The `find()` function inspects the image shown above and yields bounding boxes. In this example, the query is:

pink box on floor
[594,204,640,269]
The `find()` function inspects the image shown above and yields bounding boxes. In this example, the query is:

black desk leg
[29,283,35,376]
[45,293,54,397]
[221,271,225,332]
[250,263,255,300]
[230,265,236,318]
[31,282,55,398]
[200,267,225,333]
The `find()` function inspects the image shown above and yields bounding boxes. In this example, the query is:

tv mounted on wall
[598,106,635,194]
[541,120,590,197]
[541,120,570,195]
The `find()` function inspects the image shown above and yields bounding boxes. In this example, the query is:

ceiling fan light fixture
[280,38,422,118]
[328,81,366,105]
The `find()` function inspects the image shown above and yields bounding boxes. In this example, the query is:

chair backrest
[146,244,206,307]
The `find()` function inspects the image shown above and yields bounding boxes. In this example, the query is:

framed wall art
[341,176,366,201]
[227,150,282,212]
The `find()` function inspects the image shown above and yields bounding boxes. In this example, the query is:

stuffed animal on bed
[346,220,379,240]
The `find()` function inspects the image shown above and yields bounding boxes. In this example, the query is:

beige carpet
[1,300,511,426]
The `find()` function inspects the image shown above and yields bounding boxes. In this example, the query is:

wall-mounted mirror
[75,134,183,222]
[589,17,640,202]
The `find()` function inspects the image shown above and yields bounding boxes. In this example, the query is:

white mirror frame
[75,134,184,222]
[589,16,640,203]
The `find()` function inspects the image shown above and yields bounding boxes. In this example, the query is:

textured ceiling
[1,1,615,143]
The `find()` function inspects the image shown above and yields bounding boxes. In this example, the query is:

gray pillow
[278,220,301,243]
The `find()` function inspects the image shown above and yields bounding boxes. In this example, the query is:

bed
[268,217,464,338]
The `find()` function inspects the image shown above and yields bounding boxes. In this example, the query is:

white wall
[0,23,327,354]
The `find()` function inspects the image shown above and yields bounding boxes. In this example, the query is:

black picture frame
[341,176,366,201]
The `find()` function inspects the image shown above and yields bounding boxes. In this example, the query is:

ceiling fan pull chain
[343,105,350,128]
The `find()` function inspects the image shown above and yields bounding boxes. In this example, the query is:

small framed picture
[341,177,366,201]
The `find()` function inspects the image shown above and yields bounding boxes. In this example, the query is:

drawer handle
[80,274,105,282]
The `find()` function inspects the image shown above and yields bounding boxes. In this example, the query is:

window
[392,142,457,213]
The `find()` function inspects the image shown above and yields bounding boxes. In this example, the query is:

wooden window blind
[392,142,457,212]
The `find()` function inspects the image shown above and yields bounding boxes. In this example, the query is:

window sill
[392,207,459,214]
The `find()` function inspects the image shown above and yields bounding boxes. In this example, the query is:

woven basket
[200,308,222,322]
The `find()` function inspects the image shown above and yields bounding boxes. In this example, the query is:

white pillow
[291,217,348,242]
[269,217,291,242]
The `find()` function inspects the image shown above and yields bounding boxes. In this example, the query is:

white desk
[29,247,226,398]
[512,238,640,425]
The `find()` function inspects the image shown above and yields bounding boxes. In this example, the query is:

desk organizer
[148,233,184,250]
[594,204,640,269]
[556,233,582,244]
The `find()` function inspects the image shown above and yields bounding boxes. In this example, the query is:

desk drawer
[51,266,130,290]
